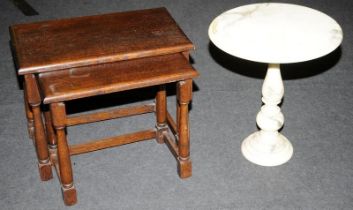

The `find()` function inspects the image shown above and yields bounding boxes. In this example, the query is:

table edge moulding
[10,7,194,75]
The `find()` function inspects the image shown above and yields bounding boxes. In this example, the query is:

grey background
[1,0,352,209]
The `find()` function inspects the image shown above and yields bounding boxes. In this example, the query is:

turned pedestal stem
[241,64,293,166]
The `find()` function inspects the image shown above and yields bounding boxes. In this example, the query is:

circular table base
[241,131,293,166]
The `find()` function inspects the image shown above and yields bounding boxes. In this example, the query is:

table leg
[44,109,57,151]
[23,83,34,140]
[155,85,168,144]
[32,105,53,180]
[50,103,77,206]
[24,75,53,180]
[177,80,192,178]
[241,63,293,166]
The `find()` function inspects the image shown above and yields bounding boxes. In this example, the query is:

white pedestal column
[241,63,293,166]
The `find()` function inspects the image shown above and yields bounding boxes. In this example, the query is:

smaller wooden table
[10,7,198,205]
[38,53,198,205]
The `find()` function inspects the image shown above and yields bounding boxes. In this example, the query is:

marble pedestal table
[209,3,343,166]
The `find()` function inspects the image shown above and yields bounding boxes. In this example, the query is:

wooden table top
[38,53,199,104]
[10,7,194,75]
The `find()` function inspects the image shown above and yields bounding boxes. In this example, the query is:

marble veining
[209,3,343,64]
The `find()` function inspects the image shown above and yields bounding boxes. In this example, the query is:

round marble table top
[209,3,343,64]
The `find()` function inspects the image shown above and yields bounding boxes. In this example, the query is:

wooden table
[10,7,197,205]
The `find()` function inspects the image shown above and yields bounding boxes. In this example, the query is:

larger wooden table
[10,7,197,205]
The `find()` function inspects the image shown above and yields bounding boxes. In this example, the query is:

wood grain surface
[10,7,194,74]
[38,53,199,103]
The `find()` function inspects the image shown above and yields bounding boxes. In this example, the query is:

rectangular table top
[38,53,199,104]
[10,7,194,75]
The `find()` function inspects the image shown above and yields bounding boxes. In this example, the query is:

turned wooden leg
[23,83,34,140]
[50,103,77,206]
[177,80,192,179]
[155,85,168,144]
[176,84,180,134]
[32,105,53,181]
[44,109,57,152]
[177,52,190,134]
[25,74,53,181]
